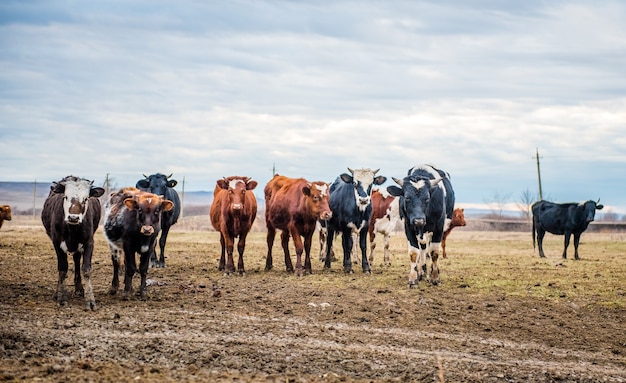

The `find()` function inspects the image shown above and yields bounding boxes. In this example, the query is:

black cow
[532,200,604,260]
[136,173,181,268]
[41,176,105,309]
[324,168,386,273]
[104,187,174,298]
[387,164,455,287]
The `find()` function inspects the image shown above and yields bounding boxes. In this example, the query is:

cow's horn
[392,177,404,186]
[143,174,148,178]
[430,177,443,186]
[167,173,173,179]
[373,168,380,175]
[347,167,354,174]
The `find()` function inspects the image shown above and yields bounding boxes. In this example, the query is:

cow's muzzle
[320,211,332,220]
[412,218,426,227]
[358,197,370,206]
[232,203,242,211]
[66,215,82,225]
[141,225,155,236]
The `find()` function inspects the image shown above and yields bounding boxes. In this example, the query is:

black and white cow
[136,173,181,268]
[532,199,603,260]
[324,168,386,273]
[104,187,174,298]
[387,164,455,287]
[41,176,105,309]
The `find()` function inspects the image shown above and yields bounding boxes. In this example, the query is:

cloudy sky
[1,1,625,214]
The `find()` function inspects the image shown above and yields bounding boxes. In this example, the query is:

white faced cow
[387,165,455,287]
[324,168,386,274]
[41,176,105,309]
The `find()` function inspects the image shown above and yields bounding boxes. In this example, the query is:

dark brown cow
[264,175,332,276]
[367,189,400,266]
[0,205,12,229]
[441,208,466,258]
[104,187,173,298]
[41,176,104,310]
[210,176,258,275]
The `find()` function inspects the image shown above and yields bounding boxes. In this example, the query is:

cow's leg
[224,233,236,276]
[324,229,336,269]
[369,231,377,264]
[218,233,226,271]
[562,233,571,259]
[109,247,120,295]
[236,233,248,275]
[429,242,442,285]
[573,232,582,260]
[408,244,420,288]
[281,230,294,272]
[149,235,159,268]
[82,241,97,310]
[123,246,136,299]
[383,232,391,266]
[318,224,327,262]
[54,245,69,306]
[359,230,371,273]
[138,251,151,298]
[157,226,170,268]
[289,228,306,276]
[341,229,354,273]
[351,232,360,265]
[265,226,275,271]
[303,233,313,275]
[441,237,448,259]
[537,229,546,258]
[72,251,84,298]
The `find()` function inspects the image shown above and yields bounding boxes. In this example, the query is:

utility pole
[534,148,543,201]
[33,179,37,218]
[180,176,185,222]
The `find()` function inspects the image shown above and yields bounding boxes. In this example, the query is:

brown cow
[367,189,400,266]
[210,176,258,275]
[0,205,12,229]
[441,208,466,258]
[265,175,332,276]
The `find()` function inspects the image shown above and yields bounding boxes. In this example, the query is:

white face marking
[63,180,92,224]
[229,179,245,190]
[314,183,328,196]
[409,179,426,190]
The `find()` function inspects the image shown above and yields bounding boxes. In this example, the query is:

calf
[0,205,12,229]
[265,175,332,276]
[441,208,466,258]
[41,176,104,309]
[324,168,386,274]
[387,164,455,287]
[532,199,603,260]
[104,187,173,298]
[136,173,181,268]
[210,176,258,275]
[368,189,400,266]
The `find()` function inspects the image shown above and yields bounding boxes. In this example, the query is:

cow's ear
[51,182,65,194]
[373,175,387,185]
[90,187,105,198]
[340,173,353,184]
[124,198,138,210]
[136,179,150,189]
[217,179,229,190]
[167,180,177,188]
[596,204,604,210]
[302,185,311,196]
[387,185,403,197]
[246,180,258,190]
[161,200,174,212]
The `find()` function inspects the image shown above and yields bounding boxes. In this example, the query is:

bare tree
[516,188,538,221]
[483,190,512,221]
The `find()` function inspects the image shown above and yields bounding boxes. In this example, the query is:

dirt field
[1,217,625,382]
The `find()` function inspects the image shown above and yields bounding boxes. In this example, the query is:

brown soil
[1,221,625,382]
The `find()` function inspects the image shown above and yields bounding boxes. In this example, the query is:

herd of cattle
[0,165,605,310]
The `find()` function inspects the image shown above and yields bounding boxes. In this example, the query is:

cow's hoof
[85,300,97,311]
[363,269,371,275]
[408,281,418,289]
[75,287,85,297]
[431,279,440,286]
[343,268,354,274]
[109,288,118,296]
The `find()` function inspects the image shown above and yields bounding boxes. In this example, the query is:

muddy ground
[0,219,625,382]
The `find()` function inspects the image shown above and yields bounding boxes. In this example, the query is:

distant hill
[0,181,224,215]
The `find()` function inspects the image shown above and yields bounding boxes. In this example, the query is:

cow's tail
[533,217,537,251]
